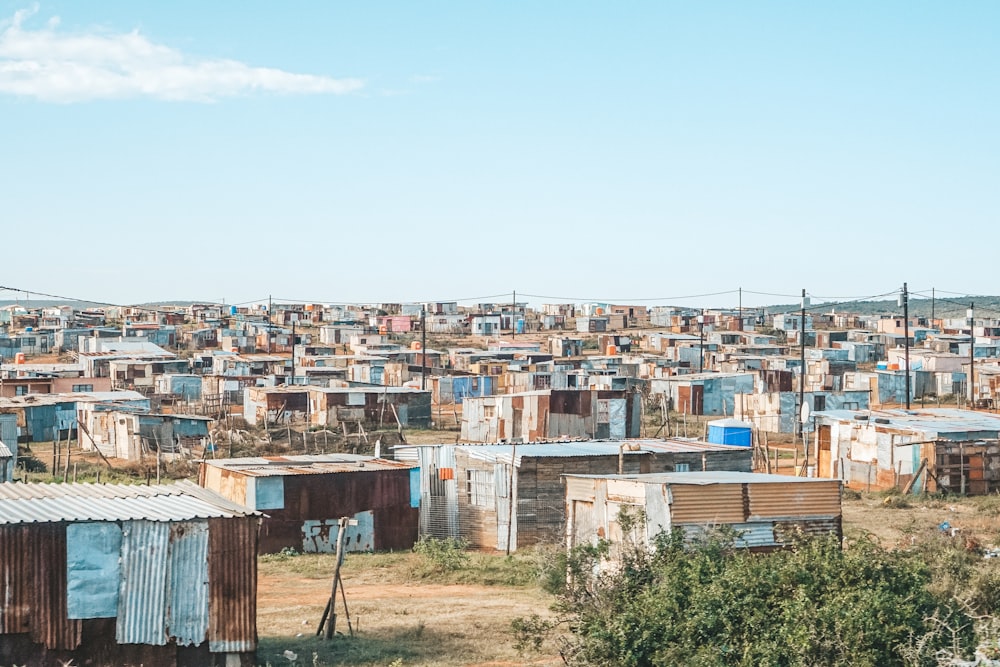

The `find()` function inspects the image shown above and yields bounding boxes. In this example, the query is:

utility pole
[697,310,706,373]
[267,295,272,354]
[798,289,807,443]
[421,306,427,391]
[511,290,516,340]
[969,303,976,407]
[738,287,743,332]
[290,320,296,386]
[931,287,935,324]
[901,283,910,410]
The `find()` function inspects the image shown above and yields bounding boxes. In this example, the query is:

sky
[1,2,998,310]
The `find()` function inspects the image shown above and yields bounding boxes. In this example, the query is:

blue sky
[1,2,997,309]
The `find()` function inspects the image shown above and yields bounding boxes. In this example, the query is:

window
[72,384,94,393]
[14,385,27,396]
[466,469,495,508]
[674,463,690,472]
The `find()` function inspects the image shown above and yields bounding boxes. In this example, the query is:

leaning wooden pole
[321,517,350,639]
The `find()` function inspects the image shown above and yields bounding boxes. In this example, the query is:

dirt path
[257,564,563,666]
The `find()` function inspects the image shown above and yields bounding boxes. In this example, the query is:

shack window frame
[466,469,495,508]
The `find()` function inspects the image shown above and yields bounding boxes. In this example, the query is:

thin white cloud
[0,6,363,102]
[410,74,440,85]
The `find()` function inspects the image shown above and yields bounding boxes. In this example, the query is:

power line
[518,290,740,303]
[271,292,514,306]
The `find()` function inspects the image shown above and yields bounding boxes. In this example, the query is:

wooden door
[818,425,833,478]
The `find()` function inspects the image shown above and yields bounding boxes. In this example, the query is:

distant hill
[0,300,201,309]
[2,296,999,320]
[766,295,1000,319]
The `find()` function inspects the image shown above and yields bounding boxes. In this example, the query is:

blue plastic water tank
[707,419,753,447]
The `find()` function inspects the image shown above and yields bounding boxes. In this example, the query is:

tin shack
[813,408,1000,494]
[411,440,753,552]
[460,389,641,442]
[0,480,258,667]
[200,454,419,554]
[565,471,842,554]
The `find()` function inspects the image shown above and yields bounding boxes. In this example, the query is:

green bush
[529,530,976,667]
[412,536,470,572]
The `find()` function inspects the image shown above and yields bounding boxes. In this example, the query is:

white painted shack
[565,471,842,555]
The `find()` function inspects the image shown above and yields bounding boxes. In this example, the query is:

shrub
[412,537,470,572]
[532,530,976,666]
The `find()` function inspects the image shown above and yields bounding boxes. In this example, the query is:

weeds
[412,537,470,573]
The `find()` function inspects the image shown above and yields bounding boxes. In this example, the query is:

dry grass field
[256,491,1000,667]
[256,549,566,667]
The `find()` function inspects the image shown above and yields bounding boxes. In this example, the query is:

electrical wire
[518,290,740,303]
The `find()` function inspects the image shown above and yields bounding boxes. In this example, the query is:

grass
[256,548,564,667]
[259,547,546,589]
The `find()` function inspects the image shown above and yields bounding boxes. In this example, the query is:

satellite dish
[800,402,811,424]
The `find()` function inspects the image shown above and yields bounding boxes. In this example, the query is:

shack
[411,440,753,552]
[307,386,431,429]
[0,440,12,482]
[652,373,756,416]
[0,480,258,666]
[200,454,418,554]
[460,389,641,442]
[813,408,1000,494]
[77,406,213,461]
[0,391,150,443]
[243,385,431,429]
[565,471,842,554]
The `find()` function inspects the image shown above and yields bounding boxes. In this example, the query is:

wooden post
[902,458,927,495]
[960,443,966,496]
[63,435,71,483]
[154,432,162,484]
[322,517,351,639]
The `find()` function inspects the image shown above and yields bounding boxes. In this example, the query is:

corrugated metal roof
[565,471,838,486]
[0,441,11,458]
[0,390,147,409]
[0,480,255,524]
[816,407,1000,436]
[202,454,415,476]
[450,439,748,465]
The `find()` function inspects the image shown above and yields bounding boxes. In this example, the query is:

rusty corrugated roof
[202,453,415,476]
[0,481,255,524]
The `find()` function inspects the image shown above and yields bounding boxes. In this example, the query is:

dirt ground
[256,552,563,667]
[842,491,1000,550]
[255,493,1000,667]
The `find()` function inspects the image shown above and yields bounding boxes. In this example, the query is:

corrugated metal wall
[207,516,257,653]
[748,482,842,520]
[0,524,32,636]
[31,523,82,650]
[669,484,746,524]
[167,521,210,646]
[117,520,170,645]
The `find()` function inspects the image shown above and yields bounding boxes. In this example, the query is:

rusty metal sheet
[747,481,842,520]
[0,524,31,635]
[208,516,258,653]
[30,523,82,649]
[669,483,746,524]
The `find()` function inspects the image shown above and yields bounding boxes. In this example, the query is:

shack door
[691,385,704,415]
[678,386,691,415]
[495,463,517,552]
[818,425,833,478]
